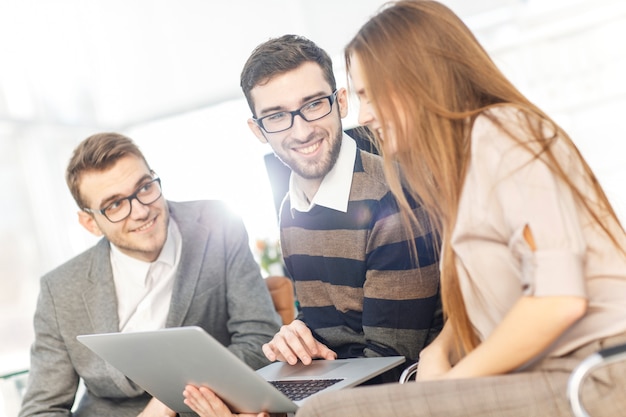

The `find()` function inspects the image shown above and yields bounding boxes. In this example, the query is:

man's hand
[137,397,177,417]
[262,320,336,365]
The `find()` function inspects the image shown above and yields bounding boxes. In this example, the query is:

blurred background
[1,0,626,387]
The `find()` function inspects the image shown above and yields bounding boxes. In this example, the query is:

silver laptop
[77,326,404,414]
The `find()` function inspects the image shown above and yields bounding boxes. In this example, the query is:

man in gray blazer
[19,133,281,417]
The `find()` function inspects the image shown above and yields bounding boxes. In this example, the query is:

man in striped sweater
[240,34,442,382]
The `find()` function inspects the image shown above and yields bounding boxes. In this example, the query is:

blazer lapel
[82,238,145,396]
[83,239,119,334]
[166,202,210,327]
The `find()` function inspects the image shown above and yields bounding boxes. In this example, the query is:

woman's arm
[443,295,587,379]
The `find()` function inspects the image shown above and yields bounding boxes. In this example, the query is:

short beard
[288,129,342,180]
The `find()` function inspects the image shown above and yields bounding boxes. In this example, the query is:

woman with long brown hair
[297,1,626,416]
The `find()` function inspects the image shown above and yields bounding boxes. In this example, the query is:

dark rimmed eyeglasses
[83,177,162,223]
[253,90,338,133]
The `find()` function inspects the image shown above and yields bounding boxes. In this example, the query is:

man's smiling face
[77,154,169,262]
[247,61,348,183]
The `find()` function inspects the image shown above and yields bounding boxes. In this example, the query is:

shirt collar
[155,219,179,270]
[289,133,357,214]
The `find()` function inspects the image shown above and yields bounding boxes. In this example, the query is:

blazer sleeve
[19,277,80,417]
[221,212,282,370]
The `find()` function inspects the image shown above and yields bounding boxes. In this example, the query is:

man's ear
[78,211,104,237]
[336,88,349,119]
[247,118,268,144]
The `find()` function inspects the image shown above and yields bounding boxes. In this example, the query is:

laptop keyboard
[269,378,344,401]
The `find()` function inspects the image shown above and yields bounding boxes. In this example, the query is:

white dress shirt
[110,219,182,332]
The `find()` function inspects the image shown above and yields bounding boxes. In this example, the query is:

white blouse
[452,106,626,357]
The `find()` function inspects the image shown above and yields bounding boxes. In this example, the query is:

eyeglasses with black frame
[254,90,338,133]
[83,177,162,223]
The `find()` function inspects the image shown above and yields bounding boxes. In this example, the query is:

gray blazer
[19,200,281,417]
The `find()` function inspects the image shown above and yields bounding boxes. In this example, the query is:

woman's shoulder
[472,105,525,143]
[472,105,549,155]
[469,106,520,159]
[468,105,550,182]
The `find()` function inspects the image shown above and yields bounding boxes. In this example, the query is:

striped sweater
[279,149,442,362]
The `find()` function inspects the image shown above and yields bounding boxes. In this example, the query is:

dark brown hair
[66,132,149,208]
[240,34,336,116]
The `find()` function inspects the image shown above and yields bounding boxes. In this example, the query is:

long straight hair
[346,0,624,354]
